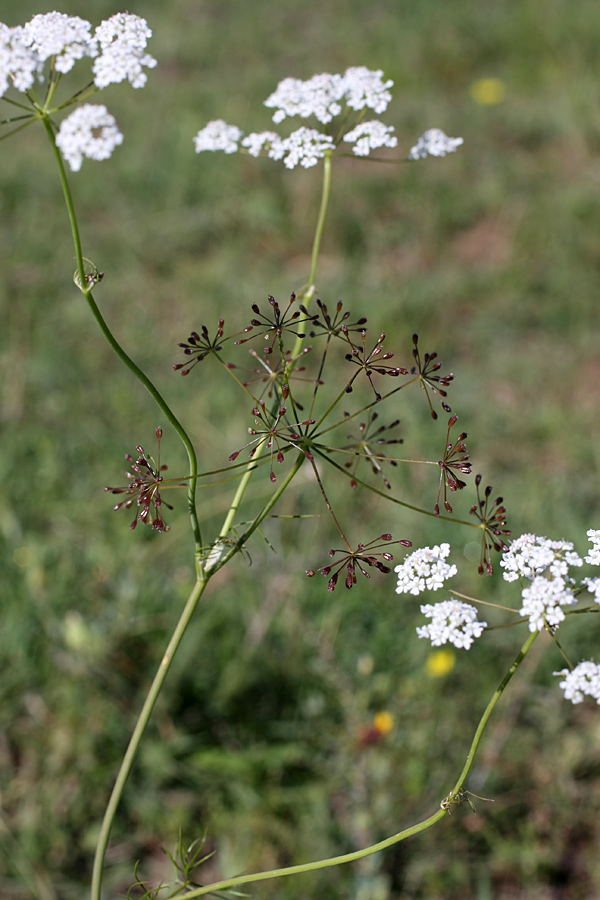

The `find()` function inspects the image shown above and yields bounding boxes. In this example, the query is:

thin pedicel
[435,415,471,515]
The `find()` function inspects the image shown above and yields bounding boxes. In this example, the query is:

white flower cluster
[343,66,394,115]
[343,121,398,156]
[196,122,336,168]
[394,543,457,596]
[0,23,38,94]
[500,533,584,633]
[264,67,393,124]
[264,72,345,124]
[519,575,577,633]
[193,66,448,168]
[277,127,335,169]
[241,131,282,159]
[92,13,156,89]
[417,600,487,650]
[584,529,600,565]
[22,12,96,75]
[0,11,156,98]
[193,119,339,169]
[195,123,336,169]
[580,530,600,601]
[55,104,123,172]
[394,528,600,670]
[500,533,583,582]
[553,531,600,706]
[193,120,243,155]
[554,661,600,705]
[239,126,337,168]
[408,128,464,160]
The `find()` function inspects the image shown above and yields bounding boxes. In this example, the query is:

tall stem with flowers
[2,11,600,899]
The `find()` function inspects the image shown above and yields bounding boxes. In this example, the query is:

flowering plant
[1,10,598,899]
[193,68,462,169]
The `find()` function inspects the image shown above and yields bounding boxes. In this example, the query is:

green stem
[178,629,539,898]
[42,116,202,551]
[206,153,333,566]
[292,153,332,324]
[91,451,304,891]
[308,153,332,293]
[171,809,448,899]
[91,575,209,900]
[206,449,306,573]
[447,629,538,798]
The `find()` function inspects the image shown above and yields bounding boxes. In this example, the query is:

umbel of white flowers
[395,530,600,706]
[192,68,463,169]
[0,12,157,170]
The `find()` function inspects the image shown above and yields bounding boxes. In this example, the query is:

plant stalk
[177,629,539,897]
[293,152,332,322]
[43,115,202,551]
[91,575,209,900]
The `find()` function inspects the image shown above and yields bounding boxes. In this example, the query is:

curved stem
[82,290,202,552]
[91,575,209,900]
[446,629,538,799]
[172,808,447,898]
[179,629,539,898]
[42,116,202,551]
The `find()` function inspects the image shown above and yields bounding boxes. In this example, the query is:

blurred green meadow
[2,0,600,897]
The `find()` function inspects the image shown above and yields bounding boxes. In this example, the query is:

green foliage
[2,1,600,898]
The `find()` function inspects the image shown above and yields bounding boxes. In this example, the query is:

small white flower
[264,73,345,124]
[395,543,457,596]
[93,13,156,89]
[417,600,486,649]
[343,120,397,157]
[554,661,600,705]
[241,131,285,160]
[55,104,123,172]
[582,576,600,602]
[585,529,600,565]
[22,12,97,74]
[500,533,583,583]
[519,575,577,633]
[279,127,335,169]
[342,66,393,115]
[193,120,243,154]
[408,128,463,160]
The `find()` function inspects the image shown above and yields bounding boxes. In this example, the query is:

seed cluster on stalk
[104,427,175,532]
[105,291,510,593]
[307,534,412,592]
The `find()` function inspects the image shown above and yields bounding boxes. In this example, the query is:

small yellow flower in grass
[373,710,394,735]
[469,78,505,106]
[426,649,456,678]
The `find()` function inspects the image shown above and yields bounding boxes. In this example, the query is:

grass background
[2,0,600,898]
